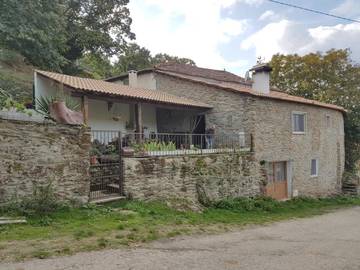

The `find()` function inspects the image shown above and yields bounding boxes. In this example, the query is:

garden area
[1,187,359,262]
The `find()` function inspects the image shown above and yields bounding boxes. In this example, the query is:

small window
[311,159,318,177]
[292,112,306,134]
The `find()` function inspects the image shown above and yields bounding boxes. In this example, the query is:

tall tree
[0,0,134,72]
[270,49,360,171]
[62,0,135,74]
[0,0,67,70]
[112,43,196,74]
[151,53,196,66]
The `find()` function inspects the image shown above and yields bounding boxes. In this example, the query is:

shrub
[212,197,280,212]
[1,182,64,217]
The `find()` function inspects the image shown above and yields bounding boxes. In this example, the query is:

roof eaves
[155,70,346,113]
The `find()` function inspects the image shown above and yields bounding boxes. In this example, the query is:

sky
[128,0,360,76]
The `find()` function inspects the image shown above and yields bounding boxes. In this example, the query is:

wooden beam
[81,95,89,125]
[135,103,143,142]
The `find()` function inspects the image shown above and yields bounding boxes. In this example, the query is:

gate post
[118,131,124,195]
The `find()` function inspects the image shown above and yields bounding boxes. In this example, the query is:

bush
[212,197,280,212]
[1,182,65,217]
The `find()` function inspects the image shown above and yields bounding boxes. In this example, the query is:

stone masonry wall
[251,98,345,197]
[0,118,91,203]
[155,73,345,197]
[123,152,264,204]
[155,74,255,143]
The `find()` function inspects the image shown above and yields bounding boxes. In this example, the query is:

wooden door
[265,161,288,200]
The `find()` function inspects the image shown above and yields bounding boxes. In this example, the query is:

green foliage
[0,88,30,114]
[132,140,177,153]
[1,182,64,218]
[35,95,80,116]
[213,197,280,212]
[112,43,196,74]
[270,49,360,171]
[0,0,68,71]
[0,0,134,72]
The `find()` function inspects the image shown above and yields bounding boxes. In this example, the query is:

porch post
[81,95,89,125]
[135,102,143,142]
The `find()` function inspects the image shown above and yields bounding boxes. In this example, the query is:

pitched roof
[155,62,249,84]
[156,70,345,113]
[35,70,212,109]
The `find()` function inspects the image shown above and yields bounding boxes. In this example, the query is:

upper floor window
[292,112,306,134]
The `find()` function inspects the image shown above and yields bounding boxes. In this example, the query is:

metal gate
[89,130,123,201]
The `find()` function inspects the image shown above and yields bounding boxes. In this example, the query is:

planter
[90,156,98,165]
[49,101,83,125]
[122,147,135,157]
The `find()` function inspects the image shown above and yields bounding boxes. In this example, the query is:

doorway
[265,161,288,200]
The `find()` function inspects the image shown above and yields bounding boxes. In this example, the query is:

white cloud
[331,0,360,18]
[258,10,280,21]
[129,0,249,70]
[241,19,360,62]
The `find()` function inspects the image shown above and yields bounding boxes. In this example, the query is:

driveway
[1,207,360,270]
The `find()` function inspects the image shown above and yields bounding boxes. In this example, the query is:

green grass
[0,196,359,262]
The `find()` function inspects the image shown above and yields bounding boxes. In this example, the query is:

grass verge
[0,196,359,262]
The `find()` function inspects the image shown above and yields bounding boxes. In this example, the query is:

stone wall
[0,118,91,204]
[251,97,345,197]
[155,73,345,198]
[155,73,255,143]
[123,152,264,204]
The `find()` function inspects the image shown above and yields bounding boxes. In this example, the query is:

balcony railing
[90,130,250,159]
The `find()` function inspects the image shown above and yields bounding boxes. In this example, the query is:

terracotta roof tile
[156,70,345,113]
[35,70,212,109]
[155,63,249,84]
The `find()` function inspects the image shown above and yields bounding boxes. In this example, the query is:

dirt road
[1,207,360,270]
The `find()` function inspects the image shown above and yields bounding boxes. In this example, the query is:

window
[292,112,306,133]
[311,159,318,177]
[266,161,287,182]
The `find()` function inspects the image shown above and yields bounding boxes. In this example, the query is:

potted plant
[89,147,101,165]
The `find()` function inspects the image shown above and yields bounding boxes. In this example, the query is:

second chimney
[128,70,138,87]
[249,63,272,94]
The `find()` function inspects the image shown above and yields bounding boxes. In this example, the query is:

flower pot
[90,155,98,165]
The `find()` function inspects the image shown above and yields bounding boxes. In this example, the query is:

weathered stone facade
[0,118,91,203]
[154,73,345,197]
[123,152,264,204]
[252,98,345,196]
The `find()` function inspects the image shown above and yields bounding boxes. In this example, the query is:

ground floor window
[311,159,318,177]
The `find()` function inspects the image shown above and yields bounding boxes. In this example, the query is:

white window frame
[310,158,319,177]
[292,111,307,134]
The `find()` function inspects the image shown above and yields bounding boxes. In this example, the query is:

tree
[0,0,68,71]
[78,53,113,79]
[112,43,196,74]
[62,0,135,73]
[151,53,195,66]
[270,49,360,171]
[112,43,153,74]
[0,0,134,72]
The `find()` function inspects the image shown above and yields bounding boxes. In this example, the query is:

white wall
[34,73,158,133]
[112,72,157,90]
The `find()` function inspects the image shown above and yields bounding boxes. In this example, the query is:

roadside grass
[0,196,359,262]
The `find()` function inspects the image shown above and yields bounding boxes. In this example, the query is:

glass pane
[267,163,274,183]
[311,159,317,175]
[293,114,305,132]
[274,162,286,182]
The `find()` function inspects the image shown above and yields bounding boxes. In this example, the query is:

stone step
[90,195,126,204]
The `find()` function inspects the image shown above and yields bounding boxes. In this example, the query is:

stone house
[106,63,346,200]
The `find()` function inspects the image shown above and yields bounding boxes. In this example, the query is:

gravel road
[1,207,360,270]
